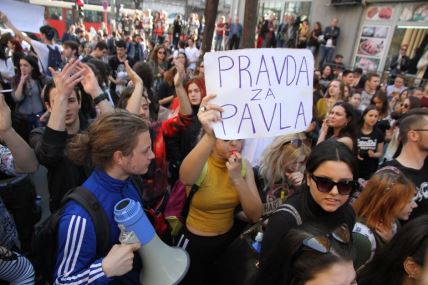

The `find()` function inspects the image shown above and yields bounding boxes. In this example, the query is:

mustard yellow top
[186,155,240,233]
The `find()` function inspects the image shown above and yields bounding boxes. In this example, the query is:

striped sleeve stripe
[56,264,103,282]
[55,215,106,284]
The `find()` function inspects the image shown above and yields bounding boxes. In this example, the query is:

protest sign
[0,0,44,34]
[204,48,313,140]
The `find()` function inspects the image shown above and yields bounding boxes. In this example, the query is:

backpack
[32,187,110,284]
[164,160,247,238]
[44,45,62,76]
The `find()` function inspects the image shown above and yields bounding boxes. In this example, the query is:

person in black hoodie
[257,140,358,285]
[29,60,113,211]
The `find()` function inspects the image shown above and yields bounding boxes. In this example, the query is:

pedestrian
[177,94,262,284]
[257,140,358,285]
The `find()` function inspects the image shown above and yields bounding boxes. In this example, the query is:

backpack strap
[353,222,376,266]
[275,204,302,225]
[65,187,111,256]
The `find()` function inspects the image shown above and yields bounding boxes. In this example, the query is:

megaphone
[114,198,190,285]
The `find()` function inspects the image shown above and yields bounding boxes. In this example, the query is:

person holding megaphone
[53,109,153,284]
[50,62,155,284]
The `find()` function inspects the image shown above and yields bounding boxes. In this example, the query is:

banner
[0,0,44,34]
[204,48,314,140]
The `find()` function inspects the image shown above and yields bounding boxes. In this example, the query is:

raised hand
[197,94,223,136]
[124,60,143,86]
[49,59,84,98]
[77,62,103,98]
[174,61,186,86]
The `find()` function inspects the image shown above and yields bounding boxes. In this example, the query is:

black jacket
[257,190,355,285]
[29,116,90,211]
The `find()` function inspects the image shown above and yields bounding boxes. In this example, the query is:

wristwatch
[93,92,109,105]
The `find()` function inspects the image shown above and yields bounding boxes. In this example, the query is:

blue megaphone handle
[114,198,155,245]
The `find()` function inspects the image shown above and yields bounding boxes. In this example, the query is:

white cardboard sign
[0,0,44,34]
[204,48,314,140]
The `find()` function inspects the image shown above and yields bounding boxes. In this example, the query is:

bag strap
[353,222,376,267]
[275,204,302,225]
[65,187,111,256]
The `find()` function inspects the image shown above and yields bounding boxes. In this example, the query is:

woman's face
[214,139,243,160]
[364,109,379,127]
[308,160,353,212]
[19,59,32,76]
[177,53,186,65]
[286,154,306,173]
[157,48,166,61]
[305,261,357,285]
[349,94,361,108]
[198,62,205,74]
[328,81,341,98]
[372,96,384,112]
[328,106,349,129]
[7,41,14,50]
[396,196,417,220]
[322,66,332,76]
[401,98,410,114]
[187,82,202,105]
[400,90,409,100]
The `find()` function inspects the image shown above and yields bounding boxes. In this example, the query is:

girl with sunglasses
[281,224,356,285]
[257,140,358,285]
[317,101,357,151]
[257,133,311,217]
[357,215,428,285]
[356,105,385,180]
[352,166,417,271]
[177,95,263,284]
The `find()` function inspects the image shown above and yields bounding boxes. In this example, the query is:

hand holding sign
[204,48,314,140]
[197,95,223,136]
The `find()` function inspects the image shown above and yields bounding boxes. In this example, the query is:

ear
[112,150,126,167]
[403,257,421,279]
[407,130,419,143]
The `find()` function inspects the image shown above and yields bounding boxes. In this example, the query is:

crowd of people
[0,7,427,285]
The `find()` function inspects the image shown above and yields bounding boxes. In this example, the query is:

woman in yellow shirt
[177,95,262,284]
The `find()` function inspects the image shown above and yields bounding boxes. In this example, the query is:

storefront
[258,0,312,21]
[352,2,428,83]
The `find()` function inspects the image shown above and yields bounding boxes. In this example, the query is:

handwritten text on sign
[204,48,313,140]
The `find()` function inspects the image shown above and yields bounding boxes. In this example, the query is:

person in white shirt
[386,75,406,97]
[0,12,62,75]
[185,37,200,73]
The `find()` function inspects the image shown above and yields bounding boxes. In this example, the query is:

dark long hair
[359,104,378,127]
[370,91,389,118]
[13,55,43,87]
[326,101,357,151]
[358,215,428,285]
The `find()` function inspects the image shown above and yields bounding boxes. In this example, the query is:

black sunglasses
[302,224,350,254]
[311,174,357,195]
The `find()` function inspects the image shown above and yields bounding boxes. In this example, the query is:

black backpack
[32,187,110,284]
[44,45,62,76]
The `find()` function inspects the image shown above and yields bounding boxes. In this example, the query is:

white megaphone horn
[114,198,190,285]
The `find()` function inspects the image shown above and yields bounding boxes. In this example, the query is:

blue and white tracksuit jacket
[53,169,143,284]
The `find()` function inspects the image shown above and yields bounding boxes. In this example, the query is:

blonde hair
[259,133,311,189]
